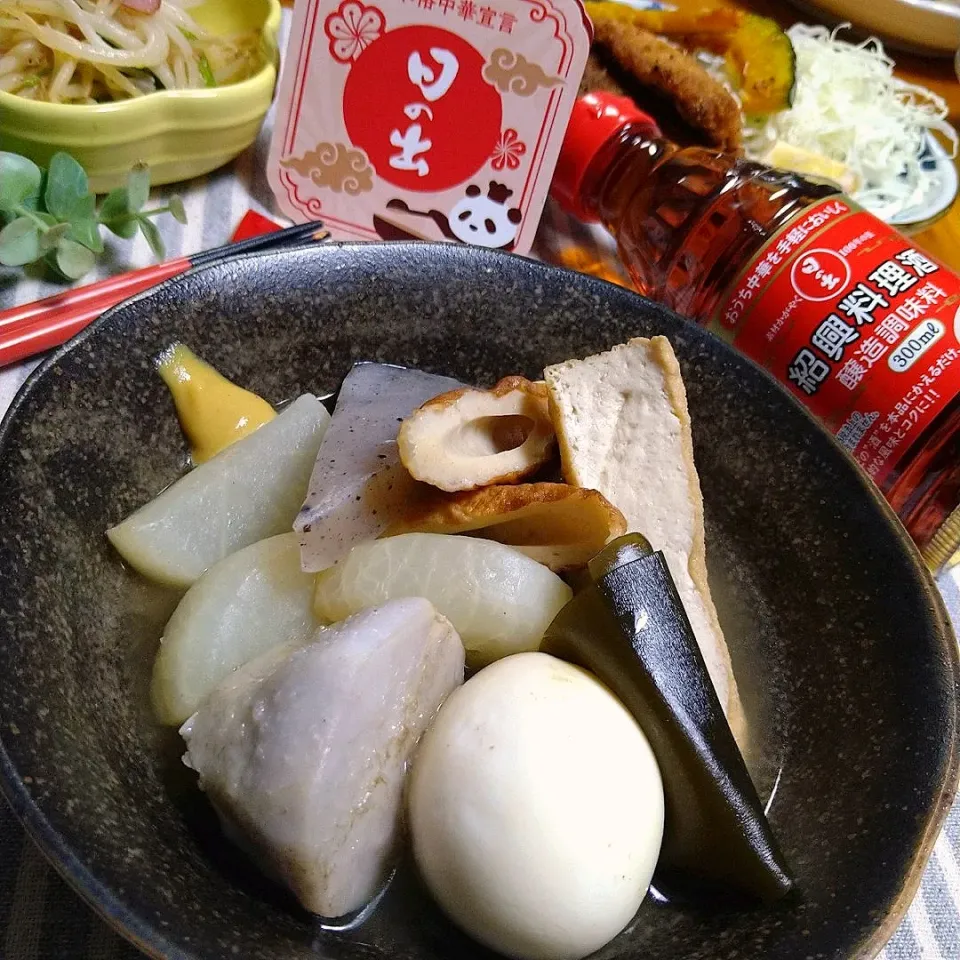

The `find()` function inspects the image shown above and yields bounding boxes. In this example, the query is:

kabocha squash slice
[584,1,742,36]
[723,14,796,115]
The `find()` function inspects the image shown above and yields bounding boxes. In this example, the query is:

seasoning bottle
[551,92,960,570]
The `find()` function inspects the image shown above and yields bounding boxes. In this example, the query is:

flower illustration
[491,128,527,171]
[325,1,385,64]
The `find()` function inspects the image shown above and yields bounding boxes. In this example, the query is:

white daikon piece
[313,533,573,665]
[151,533,318,726]
[107,395,330,588]
[180,598,464,918]
[294,363,462,572]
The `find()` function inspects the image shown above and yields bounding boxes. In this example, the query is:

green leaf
[198,53,216,88]
[168,194,187,225]
[34,211,58,227]
[138,215,165,260]
[98,186,129,221]
[0,153,42,212]
[0,217,41,267]
[38,222,70,254]
[126,163,150,213]
[18,193,41,213]
[44,152,91,221]
[67,217,104,253]
[106,218,138,240]
[54,238,96,279]
[72,192,96,222]
[98,187,139,238]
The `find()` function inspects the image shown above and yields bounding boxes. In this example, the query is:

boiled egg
[407,652,664,960]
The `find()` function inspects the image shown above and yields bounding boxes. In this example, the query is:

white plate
[786,0,960,54]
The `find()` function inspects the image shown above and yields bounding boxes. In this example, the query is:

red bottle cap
[551,92,661,222]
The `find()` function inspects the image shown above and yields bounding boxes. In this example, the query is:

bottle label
[710,196,960,485]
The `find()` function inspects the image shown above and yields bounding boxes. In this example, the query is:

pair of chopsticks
[0,218,329,369]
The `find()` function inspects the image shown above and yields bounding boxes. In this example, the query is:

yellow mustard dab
[157,343,276,464]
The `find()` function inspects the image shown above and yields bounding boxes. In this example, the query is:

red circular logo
[790,248,852,302]
[343,26,502,192]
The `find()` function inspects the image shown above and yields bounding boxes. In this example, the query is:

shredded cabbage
[743,24,958,221]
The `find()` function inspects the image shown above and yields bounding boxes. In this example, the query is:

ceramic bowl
[0,0,281,193]
[0,243,957,960]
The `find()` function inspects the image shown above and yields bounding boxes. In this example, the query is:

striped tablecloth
[2,102,960,960]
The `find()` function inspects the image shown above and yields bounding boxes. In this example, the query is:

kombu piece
[542,534,794,904]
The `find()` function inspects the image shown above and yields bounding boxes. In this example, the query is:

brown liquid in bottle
[573,124,960,566]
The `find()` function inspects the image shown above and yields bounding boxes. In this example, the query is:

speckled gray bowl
[0,243,957,960]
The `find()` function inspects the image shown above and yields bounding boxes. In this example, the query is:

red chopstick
[0,217,328,369]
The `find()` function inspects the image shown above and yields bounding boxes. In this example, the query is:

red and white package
[267,0,591,254]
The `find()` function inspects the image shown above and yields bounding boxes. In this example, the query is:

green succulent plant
[0,151,186,281]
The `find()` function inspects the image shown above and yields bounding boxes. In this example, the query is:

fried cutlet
[580,20,743,153]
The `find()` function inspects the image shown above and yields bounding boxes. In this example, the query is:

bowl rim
[0,242,958,960]
[0,0,281,123]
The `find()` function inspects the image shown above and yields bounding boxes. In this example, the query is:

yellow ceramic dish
[0,0,281,193]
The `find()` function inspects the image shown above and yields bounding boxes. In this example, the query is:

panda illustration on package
[374,181,523,250]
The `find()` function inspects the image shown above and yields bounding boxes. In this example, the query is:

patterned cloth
[2,50,960,960]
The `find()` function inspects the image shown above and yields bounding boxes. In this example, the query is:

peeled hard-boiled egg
[407,652,664,960]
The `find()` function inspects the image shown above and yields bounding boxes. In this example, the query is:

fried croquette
[581,20,743,153]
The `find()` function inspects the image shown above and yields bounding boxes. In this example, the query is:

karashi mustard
[157,343,275,464]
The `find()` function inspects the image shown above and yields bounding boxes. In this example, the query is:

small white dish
[890,133,959,234]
